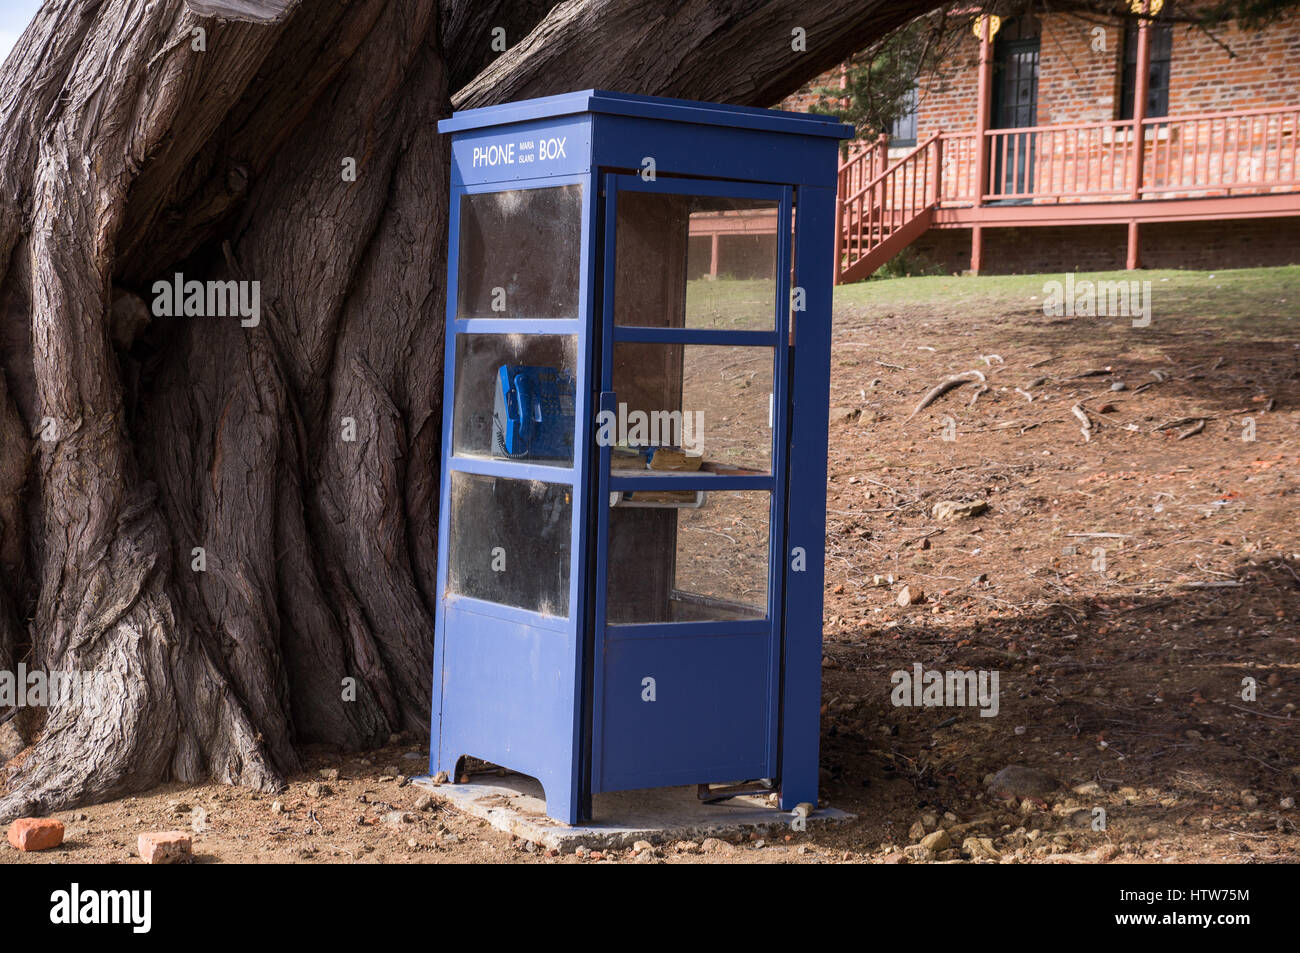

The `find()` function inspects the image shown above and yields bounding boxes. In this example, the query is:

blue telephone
[492,364,576,460]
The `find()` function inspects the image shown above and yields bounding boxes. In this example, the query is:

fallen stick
[1071,402,1093,442]
[1177,419,1206,440]
[968,383,989,406]
[907,370,986,419]
[1152,415,1212,432]
[1068,366,1113,379]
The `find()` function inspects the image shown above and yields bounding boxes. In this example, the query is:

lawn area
[836,266,1299,340]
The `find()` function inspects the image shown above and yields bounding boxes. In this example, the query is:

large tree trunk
[0,0,935,820]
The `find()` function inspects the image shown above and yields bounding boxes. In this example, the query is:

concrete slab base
[410,773,854,852]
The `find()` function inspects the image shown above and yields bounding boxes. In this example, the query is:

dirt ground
[4,267,1298,864]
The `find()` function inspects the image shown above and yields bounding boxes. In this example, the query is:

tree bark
[0,0,937,820]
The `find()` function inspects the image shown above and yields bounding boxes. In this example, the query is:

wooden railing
[980,104,1300,202]
[836,134,942,282]
[834,103,1300,281]
[836,139,891,205]
[1142,105,1300,196]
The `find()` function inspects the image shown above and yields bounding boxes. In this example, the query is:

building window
[1119,16,1173,119]
[889,85,919,147]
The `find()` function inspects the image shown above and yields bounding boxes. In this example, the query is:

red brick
[138,831,193,865]
[7,817,65,852]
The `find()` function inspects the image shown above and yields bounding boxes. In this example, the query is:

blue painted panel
[593,114,841,187]
[611,328,777,347]
[436,602,583,819]
[778,184,838,811]
[597,631,773,791]
[450,116,591,188]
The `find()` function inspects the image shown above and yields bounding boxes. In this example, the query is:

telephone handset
[492,364,576,460]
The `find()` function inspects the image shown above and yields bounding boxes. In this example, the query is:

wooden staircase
[835,134,943,284]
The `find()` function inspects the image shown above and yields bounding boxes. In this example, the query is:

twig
[908,370,987,418]
[1071,402,1093,442]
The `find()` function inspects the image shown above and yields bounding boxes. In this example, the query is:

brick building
[780,5,1300,279]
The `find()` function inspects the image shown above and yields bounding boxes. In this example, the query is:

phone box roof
[439,89,853,189]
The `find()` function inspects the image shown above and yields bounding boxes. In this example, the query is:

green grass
[682,267,1299,341]
[834,266,1300,340]
[684,277,776,330]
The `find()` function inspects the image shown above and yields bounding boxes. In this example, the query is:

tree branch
[454,0,944,109]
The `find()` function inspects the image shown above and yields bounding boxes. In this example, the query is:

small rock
[896,585,924,607]
[431,771,449,785]
[988,765,1059,800]
[902,844,935,863]
[384,811,412,826]
[1281,797,1295,811]
[932,500,989,521]
[306,782,333,798]
[138,831,192,865]
[908,820,926,841]
[1067,809,1094,829]
[963,836,1001,860]
[882,851,908,864]
[318,768,340,781]
[632,839,653,852]
[414,794,436,812]
[271,801,285,814]
[920,829,951,852]
[1071,781,1102,796]
[701,837,730,854]
[8,818,64,852]
[1110,381,1127,391]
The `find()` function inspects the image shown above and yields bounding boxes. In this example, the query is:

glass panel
[608,343,773,475]
[456,185,582,319]
[614,191,778,331]
[606,491,769,623]
[446,472,572,616]
[453,333,577,465]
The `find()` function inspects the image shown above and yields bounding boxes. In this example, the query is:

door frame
[588,173,794,793]
[992,27,1041,199]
